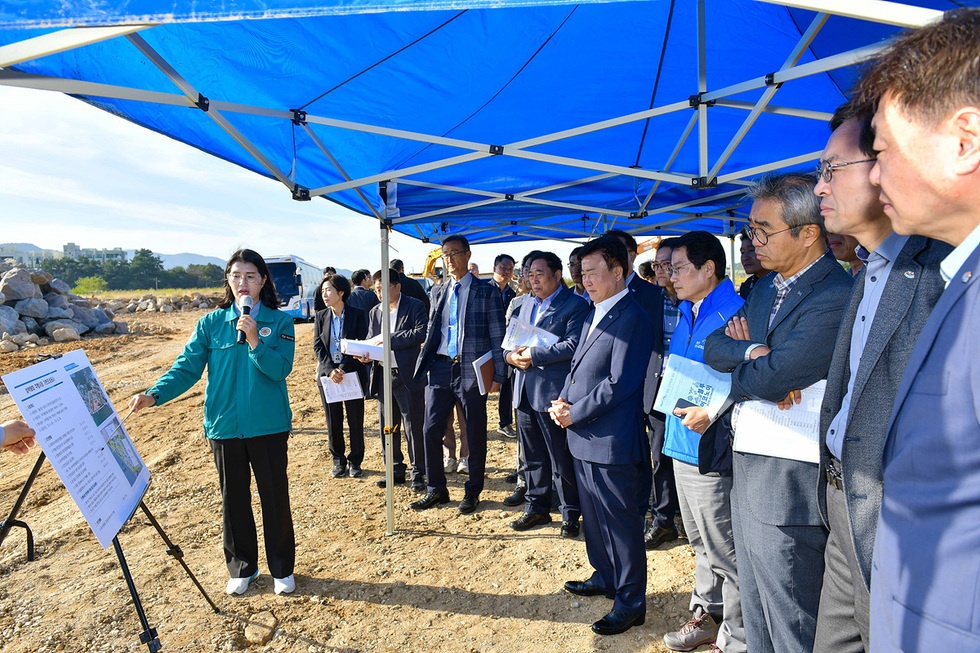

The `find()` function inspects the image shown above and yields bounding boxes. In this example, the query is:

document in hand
[501,317,559,351]
[653,354,732,422]
[731,380,826,464]
[341,338,395,366]
[319,372,364,404]
[473,351,496,395]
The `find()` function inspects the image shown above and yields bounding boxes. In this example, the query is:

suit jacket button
[571,379,576,384]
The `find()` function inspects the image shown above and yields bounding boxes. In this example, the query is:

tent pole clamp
[629,210,649,220]
[292,185,311,201]
[691,176,718,189]
[195,94,209,112]
[489,144,504,155]
[291,109,307,125]
[688,93,715,108]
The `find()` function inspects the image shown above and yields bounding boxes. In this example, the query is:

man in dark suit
[392,258,430,313]
[360,268,428,492]
[810,105,950,653]
[347,269,381,313]
[490,254,519,439]
[505,251,589,536]
[704,172,853,653]
[607,229,673,549]
[854,11,980,650]
[551,236,653,636]
[412,235,507,514]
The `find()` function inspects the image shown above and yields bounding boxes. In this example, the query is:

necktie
[447,282,461,359]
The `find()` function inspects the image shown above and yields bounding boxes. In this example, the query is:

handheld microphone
[238,296,254,344]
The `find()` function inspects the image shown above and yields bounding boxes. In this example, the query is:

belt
[437,354,462,364]
[826,455,844,492]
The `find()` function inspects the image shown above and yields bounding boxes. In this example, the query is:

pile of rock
[0,263,129,353]
[110,292,216,314]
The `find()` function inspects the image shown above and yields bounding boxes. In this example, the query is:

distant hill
[125,250,226,270]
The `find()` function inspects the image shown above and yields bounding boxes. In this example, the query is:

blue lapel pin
[904,270,915,279]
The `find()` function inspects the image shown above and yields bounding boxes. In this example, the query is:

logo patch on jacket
[280,333,295,341]
[259,327,272,337]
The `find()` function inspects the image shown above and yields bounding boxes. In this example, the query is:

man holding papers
[660,231,745,653]
[412,235,506,515]
[810,105,949,653]
[550,236,653,636]
[361,269,428,491]
[703,173,852,653]
[504,251,589,536]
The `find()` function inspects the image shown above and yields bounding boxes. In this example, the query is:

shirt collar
[593,285,630,313]
[858,231,908,265]
[233,300,261,318]
[774,249,831,291]
[941,221,980,287]
[534,284,562,307]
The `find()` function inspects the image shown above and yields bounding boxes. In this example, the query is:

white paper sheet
[1,349,150,548]
[732,380,826,464]
[653,354,732,420]
[501,317,559,351]
[341,338,395,366]
[319,371,364,403]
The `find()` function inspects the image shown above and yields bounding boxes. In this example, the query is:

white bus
[264,254,322,320]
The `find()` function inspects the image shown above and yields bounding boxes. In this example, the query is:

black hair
[606,228,638,253]
[321,273,351,304]
[526,251,562,274]
[218,249,279,310]
[578,236,629,280]
[637,260,655,279]
[494,254,516,267]
[390,259,404,273]
[674,231,727,281]
[658,237,683,253]
[442,234,470,251]
[372,268,401,286]
[830,101,876,158]
[351,269,371,285]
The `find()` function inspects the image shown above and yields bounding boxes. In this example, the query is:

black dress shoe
[375,475,406,488]
[563,579,614,599]
[458,495,480,514]
[410,491,450,511]
[410,478,426,493]
[591,610,645,636]
[504,471,519,484]
[644,525,678,550]
[510,512,552,531]
[502,486,527,507]
[331,464,348,478]
[560,521,580,539]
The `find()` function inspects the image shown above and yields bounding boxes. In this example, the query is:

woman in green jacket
[129,249,297,596]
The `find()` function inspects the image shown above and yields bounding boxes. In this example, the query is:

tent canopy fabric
[0,0,971,245]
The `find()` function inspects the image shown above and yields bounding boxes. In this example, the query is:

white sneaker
[226,570,258,595]
[457,458,469,475]
[444,456,457,473]
[273,575,296,595]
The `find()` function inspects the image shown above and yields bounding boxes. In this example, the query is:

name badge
[333,352,343,364]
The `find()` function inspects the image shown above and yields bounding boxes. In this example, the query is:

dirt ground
[0,309,697,653]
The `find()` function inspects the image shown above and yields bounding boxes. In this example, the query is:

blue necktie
[447,282,460,359]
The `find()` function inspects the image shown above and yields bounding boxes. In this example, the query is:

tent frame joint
[489,144,504,155]
[629,211,649,220]
[689,93,715,108]
[291,109,307,125]
[195,93,209,112]
[292,185,311,201]
[765,72,779,87]
[691,176,718,189]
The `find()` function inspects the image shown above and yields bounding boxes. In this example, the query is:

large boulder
[12,319,26,335]
[51,327,80,342]
[113,321,130,334]
[0,305,19,335]
[70,304,101,329]
[42,278,70,295]
[0,339,18,353]
[43,319,89,337]
[21,316,42,336]
[29,269,53,285]
[14,298,48,319]
[0,268,40,301]
[92,308,112,324]
[94,322,116,334]
[43,292,69,309]
[46,306,74,319]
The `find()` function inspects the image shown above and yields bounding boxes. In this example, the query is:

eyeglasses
[441,250,469,260]
[747,225,794,246]
[228,273,263,284]
[668,262,692,276]
[816,158,876,183]
[652,261,672,271]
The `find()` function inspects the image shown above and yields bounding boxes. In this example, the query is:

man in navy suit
[810,104,950,653]
[854,10,980,650]
[607,229,674,549]
[490,254,519,439]
[412,235,507,515]
[360,268,428,491]
[505,251,589,536]
[550,236,653,636]
[348,269,381,313]
[704,173,853,653]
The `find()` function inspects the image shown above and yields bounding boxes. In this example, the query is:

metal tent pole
[380,192,395,536]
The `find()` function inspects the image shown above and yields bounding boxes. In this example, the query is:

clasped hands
[548,398,573,427]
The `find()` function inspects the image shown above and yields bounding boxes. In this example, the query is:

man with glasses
[412,235,506,515]
[704,172,852,653]
[810,103,950,653]
[854,10,980,649]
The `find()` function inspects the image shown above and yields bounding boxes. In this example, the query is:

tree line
[41,249,224,291]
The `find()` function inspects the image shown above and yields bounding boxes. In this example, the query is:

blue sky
[0,85,588,276]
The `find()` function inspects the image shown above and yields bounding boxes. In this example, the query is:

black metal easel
[0,451,45,560]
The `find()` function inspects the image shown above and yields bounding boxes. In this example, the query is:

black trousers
[516,394,580,521]
[498,374,514,427]
[378,372,426,480]
[317,378,365,467]
[209,432,295,579]
[647,410,678,530]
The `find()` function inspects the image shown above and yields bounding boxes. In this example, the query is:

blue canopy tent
[0,0,967,530]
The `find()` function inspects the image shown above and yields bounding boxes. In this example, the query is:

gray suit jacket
[817,236,949,589]
[704,251,853,525]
